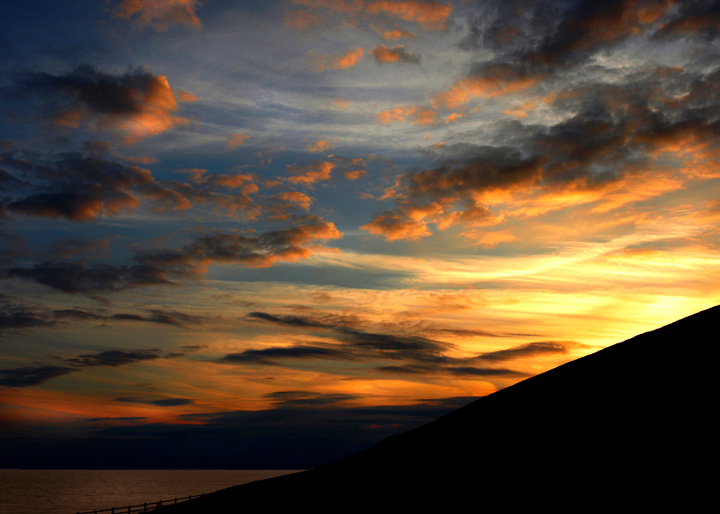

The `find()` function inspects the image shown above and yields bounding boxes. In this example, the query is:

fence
[76,493,204,514]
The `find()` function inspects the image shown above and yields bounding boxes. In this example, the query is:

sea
[0,469,301,514]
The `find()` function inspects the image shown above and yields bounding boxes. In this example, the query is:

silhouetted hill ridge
[165,305,715,512]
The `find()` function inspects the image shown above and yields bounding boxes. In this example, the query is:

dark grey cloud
[657,0,720,39]
[221,345,347,366]
[136,214,341,272]
[263,391,359,408]
[237,310,539,379]
[0,295,56,331]
[1,347,184,388]
[0,365,75,387]
[8,65,186,143]
[3,216,340,297]
[19,66,161,116]
[476,341,573,362]
[0,151,187,222]
[65,349,163,367]
[4,261,175,295]
[445,366,528,377]
[114,396,195,407]
[247,311,328,329]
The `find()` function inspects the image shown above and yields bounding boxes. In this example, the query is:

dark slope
[165,306,715,512]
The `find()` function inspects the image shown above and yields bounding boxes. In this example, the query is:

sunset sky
[2,0,719,469]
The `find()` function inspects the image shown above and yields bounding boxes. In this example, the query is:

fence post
[174,498,177,504]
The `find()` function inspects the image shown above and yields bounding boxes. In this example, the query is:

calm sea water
[0,469,301,514]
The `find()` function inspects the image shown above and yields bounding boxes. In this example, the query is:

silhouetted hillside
[164,306,715,512]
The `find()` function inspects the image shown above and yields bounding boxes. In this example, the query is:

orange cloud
[445,112,464,123]
[365,1,453,31]
[177,90,198,102]
[376,105,438,125]
[344,170,367,180]
[228,134,250,148]
[275,191,314,210]
[433,66,544,110]
[108,75,189,144]
[460,230,518,248]
[287,0,452,31]
[284,9,326,30]
[111,0,202,31]
[383,28,417,40]
[307,140,335,153]
[29,67,188,144]
[310,47,365,72]
[501,100,537,119]
[371,44,420,64]
[361,211,432,241]
[332,98,351,110]
[286,161,336,185]
[266,191,314,219]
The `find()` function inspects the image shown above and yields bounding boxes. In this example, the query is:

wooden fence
[76,493,204,514]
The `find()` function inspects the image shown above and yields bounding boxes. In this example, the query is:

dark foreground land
[163,306,714,512]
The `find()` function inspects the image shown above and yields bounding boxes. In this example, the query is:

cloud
[221,345,347,366]
[114,396,195,407]
[0,348,182,388]
[365,1,453,31]
[265,191,314,219]
[376,106,439,125]
[263,391,359,408]
[240,309,541,381]
[228,134,250,148]
[361,210,432,241]
[0,151,261,221]
[5,262,175,296]
[371,44,421,64]
[284,9,326,31]
[18,66,188,143]
[0,365,75,388]
[658,0,720,38]
[363,64,720,240]
[177,90,198,102]
[475,342,574,362]
[344,169,367,180]
[306,140,334,153]
[138,214,342,270]
[286,161,336,185]
[432,63,543,110]
[287,0,452,31]
[309,47,364,72]
[444,366,529,377]
[0,295,57,331]
[55,308,204,328]
[383,28,417,40]
[525,0,675,66]
[4,217,342,298]
[332,98,351,110]
[460,230,518,248]
[66,349,163,367]
[111,0,202,32]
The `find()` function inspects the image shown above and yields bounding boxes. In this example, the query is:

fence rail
[76,493,204,514]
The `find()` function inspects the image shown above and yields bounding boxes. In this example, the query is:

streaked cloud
[111,0,203,31]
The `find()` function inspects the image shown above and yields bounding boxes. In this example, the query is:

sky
[1,0,719,469]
